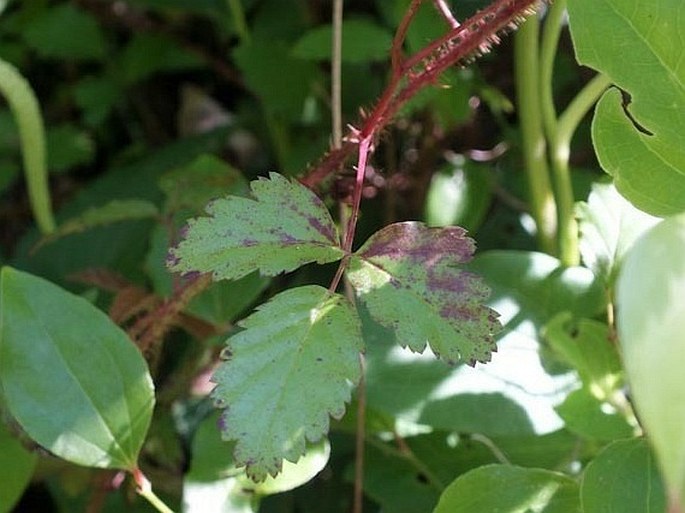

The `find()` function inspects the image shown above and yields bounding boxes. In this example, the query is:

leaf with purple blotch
[212,285,363,481]
[345,222,500,365]
[168,173,345,280]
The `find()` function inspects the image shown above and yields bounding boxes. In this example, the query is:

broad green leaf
[233,41,320,119]
[544,313,622,399]
[424,161,493,232]
[119,33,203,84]
[292,19,393,63]
[581,438,666,513]
[46,123,95,174]
[0,267,155,470]
[22,5,106,61]
[617,214,685,505]
[556,388,634,442]
[433,464,580,513]
[169,173,345,281]
[567,0,685,215]
[0,421,37,513]
[576,182,660,285]
[37,199,159,249]
[346,222,500,366]
[211,285,362,481]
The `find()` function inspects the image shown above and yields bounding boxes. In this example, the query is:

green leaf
[0,267,155,470]
[46,123,95,174]
[211,285,362,481]
[568,0,685,215]
[617,214,685,505]
[581,438,666,513]
[22,5,107,61]
[346,222,500,366]
[233,41,320,118]
[292,19,393,63]
[433,464,580,513]
[576,182,660,285]
[119,33,203,84]
[0,421,37,513]
[73,75,123,127]
[169,173,345,281]
[37,199,159,249]
[556,388,634,442]
[544,313,622,399]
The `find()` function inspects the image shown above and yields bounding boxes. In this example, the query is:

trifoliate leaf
[169,173,344,280]
[346,222,500,365]
[211,285,363,481]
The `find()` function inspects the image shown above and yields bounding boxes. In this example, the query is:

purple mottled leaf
[211,285,363,481]
[346,222,500,365]
[168,173,345,280]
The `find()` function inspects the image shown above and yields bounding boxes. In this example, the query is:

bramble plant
[0,0,684,512]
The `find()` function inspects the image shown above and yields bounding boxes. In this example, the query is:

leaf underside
[346,222,500,365]
[211,285,363,481]
[168,172,345,280]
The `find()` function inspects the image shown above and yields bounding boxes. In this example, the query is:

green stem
[0,58,55,234]
[514,18,557,255]
[226,0,251,44]
[551,73,612,266]
[133,468,176,513]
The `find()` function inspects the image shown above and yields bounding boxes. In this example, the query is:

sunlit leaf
[211,285,362,481]
[556,388,634,442]
[617,214,685,505]
[433,464,580,513]
[581,439,666,513]
[577,182,659,285]
[346,222,500,365]
[169,173,344,280]
[568,0,685,215]
[0,267,155,470]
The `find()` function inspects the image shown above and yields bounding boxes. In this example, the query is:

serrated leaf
[581,438,666,513]
[568,0,685,215]
[211,285,362,481]
[169,173,345,281]
[433,464,580,513]
[37,199,159,249]
[577,182,660,285]
[0,267,155,470]
[291,18,393,63]
[346,222,499,365]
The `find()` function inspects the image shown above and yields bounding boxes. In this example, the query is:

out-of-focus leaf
[37,199,159,249]
[581,438,666,513]
[556,388,633,442]
[617,214,685,505]
[233,41,320,119]
[119,33,203,84]
[73,76,123,127]
[22,5,106,60]
[0,268,155,469]
[424,160,493,232]
[46,124,95,173]
[211,286,362,481]
[0,421,36,513]
[347,222,500,365]
[169,173,344,281]
[568,0,685,215]
[544,313,622,399]
[292,19,393,63]
[433,464,580,513]
[577,182,659,285]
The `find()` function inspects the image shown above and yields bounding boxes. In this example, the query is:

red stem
[433,0,461,28]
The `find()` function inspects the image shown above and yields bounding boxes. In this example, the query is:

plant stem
[514,17,557,255]
[0,58,55,234]
[553,73,611,266]
[133,468,176,513]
